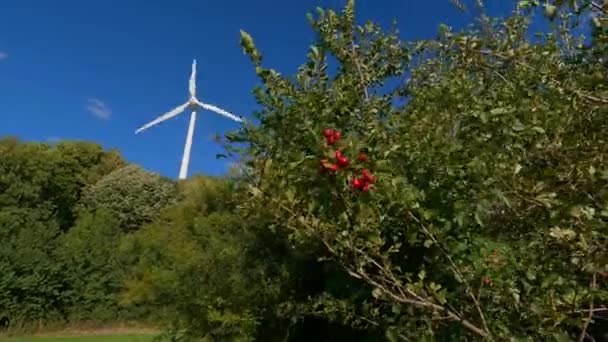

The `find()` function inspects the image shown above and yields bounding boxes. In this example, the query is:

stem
[573,307,607,314]
[239,167,489,339]
[589,1,606,14]
[346,261,489,338]
[407,211,493,339]
[478,49,608,105]
[578,273,597,342]
[350,42,369,100]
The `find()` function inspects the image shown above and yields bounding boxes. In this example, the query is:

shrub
[231,1,608,339]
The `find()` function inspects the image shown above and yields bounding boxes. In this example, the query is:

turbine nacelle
[188,97,199,109]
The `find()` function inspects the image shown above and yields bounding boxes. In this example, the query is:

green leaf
[490,107,510,115]
[514,163,523,176]
[525,269,536,281]
[248,184,262,197]
[511,119,526,132]
[385,328,399,342]
[531,126,545,134]
[544,3,557,19]
[494,189,512,208]
[239,30,254,51]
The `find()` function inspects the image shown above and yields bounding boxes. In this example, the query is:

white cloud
[0,52,8,60]
[85,98,112,120]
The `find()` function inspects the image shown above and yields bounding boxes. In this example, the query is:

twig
[407,211,493,339]
[479,64,516,91]
[477,49,608,105]
[573,307,608,314]
[351,42,369,100]
[238,166,489,339]
[578,273,597,342]
[352,246,429,304]
[589,1,607,14]
[354,266,489,338]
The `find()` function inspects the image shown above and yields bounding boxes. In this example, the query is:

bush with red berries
[233,1,608,340]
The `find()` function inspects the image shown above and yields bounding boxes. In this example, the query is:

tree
[0,138,125,323]
[120,176,288,341]
[79,164,177,232]
[231,0,608,339]
[58,209,126,321]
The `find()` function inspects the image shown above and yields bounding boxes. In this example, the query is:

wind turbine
[135,59,243,180]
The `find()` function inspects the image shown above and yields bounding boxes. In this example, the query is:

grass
[1,334,156,342]
[0,326,160,342]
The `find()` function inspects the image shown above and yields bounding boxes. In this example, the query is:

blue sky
[0,0,517,179]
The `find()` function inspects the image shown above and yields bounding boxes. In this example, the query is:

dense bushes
[0,139,126,322]
[58,209,125,321]
[0,139,170,325]
[1,0,607,340]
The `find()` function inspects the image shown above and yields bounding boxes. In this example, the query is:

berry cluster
[324,128,341,145]
[319,128,377,192]
[350,168,376,192]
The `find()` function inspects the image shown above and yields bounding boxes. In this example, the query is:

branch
[350,42,369,100]
[573,307,608,314]
[238,166,489,338]
[479,49,608,105]
[351,265,489,338]
[407,211,493,339]
[590,1,607,14]
[578,273,597,342]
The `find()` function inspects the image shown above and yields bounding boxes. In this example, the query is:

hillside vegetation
[1,1,607,340]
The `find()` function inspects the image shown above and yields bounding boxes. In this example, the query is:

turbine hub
[188,97,198,108]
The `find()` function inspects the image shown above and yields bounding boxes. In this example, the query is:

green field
[0,334,156,342]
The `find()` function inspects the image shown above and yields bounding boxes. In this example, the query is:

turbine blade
[189,59,196,98]
[197,101,243,122]
[135,102,189,134]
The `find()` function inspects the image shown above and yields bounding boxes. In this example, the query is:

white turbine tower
[135,59,242,180]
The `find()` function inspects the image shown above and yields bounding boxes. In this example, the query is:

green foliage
[0,139,126,323]
[79,165,177,232]
[232,0,608,340]
[0,207,65,322]
[120,176,286,341]
[58,209,126,321]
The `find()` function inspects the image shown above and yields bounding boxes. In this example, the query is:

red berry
[321,159,339,172]
[337,156,349,168]
[320,159,328,170]
[351,178,364,189]
[327,135,337,145]
[333,131,342,140]
[324,128,334,138]
[357,153,367,162]
[351,177,371,191]
[361,169,376,183]
[335,150,343,159]
[482,277,491,286]
[327,164,340,172]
